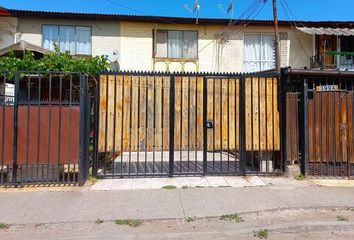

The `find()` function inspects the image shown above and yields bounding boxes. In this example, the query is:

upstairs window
[42,25,92,55]
[243,33,275,72]
[154,30,198,59]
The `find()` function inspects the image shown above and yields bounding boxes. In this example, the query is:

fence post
[202,76,208,175]
[300,78,309,176]
[279,70,287,173]
[92,75,100,177]
[79,74,89,184]
[239,75,246,175]
[12,72,19,184]
[169,75,175,177]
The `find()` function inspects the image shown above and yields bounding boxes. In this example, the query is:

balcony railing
[310,52,354,71]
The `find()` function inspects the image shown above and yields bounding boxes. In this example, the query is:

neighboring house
[0,7,353,72]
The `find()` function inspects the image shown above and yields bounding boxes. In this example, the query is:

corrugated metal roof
[297,27,354,36]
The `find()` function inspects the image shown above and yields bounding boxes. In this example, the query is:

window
[243,33,275,72]
[154,30,198,59]
[42,25,92,55]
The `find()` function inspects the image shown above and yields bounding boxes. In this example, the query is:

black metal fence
[94,71,281,178]
[0,71,90,185]
[282,68,354,177]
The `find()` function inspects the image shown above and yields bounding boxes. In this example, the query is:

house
[0,7,353,73]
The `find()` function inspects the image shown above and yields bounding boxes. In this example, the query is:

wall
[120,22,312,72]
[16,17,121,59]
[0,17,17,49]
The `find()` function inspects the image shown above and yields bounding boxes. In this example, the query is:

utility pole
[272,0,281,74]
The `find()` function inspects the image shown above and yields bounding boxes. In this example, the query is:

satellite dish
[108,50,119,62]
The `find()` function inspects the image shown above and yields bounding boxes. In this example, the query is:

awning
[0,40,50,58]
[296,27,354,36]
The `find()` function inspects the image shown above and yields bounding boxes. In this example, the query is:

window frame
[243,32,275,72]
[153,29,199,59]
[41,24,92,56]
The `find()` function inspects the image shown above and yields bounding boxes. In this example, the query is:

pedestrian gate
[95,72,280,177]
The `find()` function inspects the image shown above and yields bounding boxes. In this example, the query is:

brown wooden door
[308,90,353,176]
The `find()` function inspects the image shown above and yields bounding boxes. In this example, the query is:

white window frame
[243,33,275,72]
[42,24,92,55]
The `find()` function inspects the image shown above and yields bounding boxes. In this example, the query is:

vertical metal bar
[195,77,198,174]
[180,77,182,174]
[203,76,208,175]
[137,75,141,176]
[250,77,254,171]
[112,75,117,178]
[59,75,64,182]
[47,75,52,182]
[169,75,175,177]
[160,76,164,174]
[187,77,190,173]
[227,78,230,172]
[258,77,261,173]
[326,78,330,175]
[1,73,6,184]
[265,77,269,172]
[12,72,19,184]
[300,79,309,176]
[333,87,336,175]
[92,75,100,177]
[128,76,133,175]
[36,74,41,181]
[25,75,31,183]
[153,75,156,174]
[279,72,287,173]
[213,78,215,172]
[104,75,109,176]
[239,75,246,175]
[68,74,72,182]
[120,75,125,175]
[145,76,148,174]
[312,80,316,176]
[79,74,88,184]
[339,79,343,176]
[234,78,238,173]
[220,78,223,172]
[319,80,323,176]
[272,77,275,172]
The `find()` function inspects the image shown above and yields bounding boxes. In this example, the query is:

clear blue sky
[0,0,353,21]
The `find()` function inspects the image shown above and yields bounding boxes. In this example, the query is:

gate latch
[206,120,214,129]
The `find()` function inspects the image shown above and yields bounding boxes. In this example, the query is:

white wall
[0,17,17,49]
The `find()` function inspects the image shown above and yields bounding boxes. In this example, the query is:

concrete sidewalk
[0,177,354,225]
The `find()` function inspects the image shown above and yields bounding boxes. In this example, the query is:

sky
[0,0,353,21]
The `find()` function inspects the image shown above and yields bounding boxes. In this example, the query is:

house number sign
[315,85,338,92]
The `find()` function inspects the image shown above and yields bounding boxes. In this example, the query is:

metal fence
[94,71,281,178]
[282,68,354,178]
[0,71,90,185]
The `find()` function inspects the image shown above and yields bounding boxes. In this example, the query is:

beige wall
[120,22,312,72]
[0,17,17,49]
[16,17,121,58]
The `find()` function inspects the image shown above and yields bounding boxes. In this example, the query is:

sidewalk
[0,177,354,225]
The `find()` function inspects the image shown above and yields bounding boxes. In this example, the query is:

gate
[282,68,354,178]
[0,71,90,185]
[95,72,280,177]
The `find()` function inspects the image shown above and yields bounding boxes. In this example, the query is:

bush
[0,45,109,77]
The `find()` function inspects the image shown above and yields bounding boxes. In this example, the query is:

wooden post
[273,0,281,74]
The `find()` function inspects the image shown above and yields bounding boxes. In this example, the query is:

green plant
[0,46,109,77]
[337,215,349,222]
[185,216,197,222]
[253,229,269,239]
[294,174,305,181]
[95,218,104,224]
[115,219,142,227]
[88,174,99,184]
[219,214,244,223]
[162,185,177,190]
[195,185,205,188]
[0,223,10,230]
[181,186,189,189]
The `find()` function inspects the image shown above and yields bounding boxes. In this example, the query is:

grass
[294,174,305,181]
[218,185,231,188]
[0,223,10,230]
[161,185,177,190]
[95,218,104,224]
[337,215,349,222]
[219,214,244,223]
[185,216,197,222]
[181,186,189,189]
[195,185,205,188]
[88,174,99,184]
[253,229,269,239]
[115,219,142,227]
[346,207,354,211]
